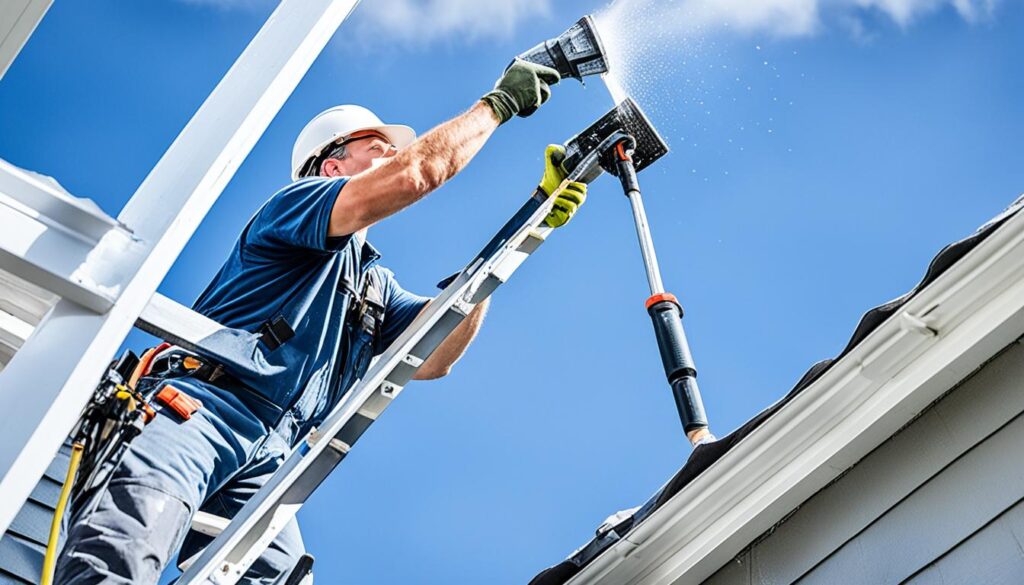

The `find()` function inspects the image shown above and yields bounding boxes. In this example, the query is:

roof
[531,193,1024,585]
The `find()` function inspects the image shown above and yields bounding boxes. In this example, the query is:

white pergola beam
[0,270,56,325]
[0,0,362,535]
[0,0,52,80]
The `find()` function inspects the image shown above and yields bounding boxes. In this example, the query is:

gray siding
[704,339,1024,585]
[907,500,1024,585]
[0,444,69,584]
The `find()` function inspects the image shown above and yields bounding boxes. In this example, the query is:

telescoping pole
[611,139,715,447]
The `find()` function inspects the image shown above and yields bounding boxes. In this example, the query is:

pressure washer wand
[611,139,715,447]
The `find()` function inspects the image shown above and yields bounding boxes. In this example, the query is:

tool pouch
[155,384,203,421]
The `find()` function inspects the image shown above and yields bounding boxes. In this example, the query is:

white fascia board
[0,195,121,313]
[0,0,52,80]
[0,158,120,242]
[569,207,1024,585]
[137,292,225,354]
[0,159,132,312]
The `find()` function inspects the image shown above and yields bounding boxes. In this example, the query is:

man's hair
[299,141,348,178]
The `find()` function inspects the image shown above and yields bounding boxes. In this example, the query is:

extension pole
[612,140,714,446]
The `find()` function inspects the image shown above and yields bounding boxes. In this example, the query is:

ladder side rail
[179,151,606,584]
[179,194,558,583]
[0,0,362,535]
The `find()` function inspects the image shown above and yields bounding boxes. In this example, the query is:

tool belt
[143,268,387,423]
[150,349,238,387]
[147,348,286,424]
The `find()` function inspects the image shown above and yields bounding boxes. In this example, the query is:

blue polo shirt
[189,176,431,425]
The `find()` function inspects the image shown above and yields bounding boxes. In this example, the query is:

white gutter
[568,201,1024,585]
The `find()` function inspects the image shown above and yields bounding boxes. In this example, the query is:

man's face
[321,130,397,177]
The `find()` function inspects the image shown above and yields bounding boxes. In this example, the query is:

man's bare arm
[329,102,499,237]
[413,298,490,380]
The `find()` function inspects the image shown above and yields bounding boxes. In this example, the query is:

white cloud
[178,0,998,48]
[179,0,553,44]
[596,0,1000,42]
[682,0,822,36]
[851,0,998,26]
[360,0,551,43]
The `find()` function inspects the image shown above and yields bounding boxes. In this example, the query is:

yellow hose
[41,441,84,585]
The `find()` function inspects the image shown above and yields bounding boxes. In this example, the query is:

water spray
[560,98,715,447]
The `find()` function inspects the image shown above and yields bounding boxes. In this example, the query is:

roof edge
[569,205,1024,585]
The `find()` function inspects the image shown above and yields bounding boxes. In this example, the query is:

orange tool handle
[155,384,203,421]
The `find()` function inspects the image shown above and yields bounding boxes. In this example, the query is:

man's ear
[321,158,343,177]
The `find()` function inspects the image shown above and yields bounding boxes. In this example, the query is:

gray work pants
[55,375,305,584]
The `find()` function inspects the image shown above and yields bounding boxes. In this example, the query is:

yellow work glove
[538,144,587,228]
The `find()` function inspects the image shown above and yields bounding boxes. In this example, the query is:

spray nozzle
[561,98,669,184]
[516,15,609,82]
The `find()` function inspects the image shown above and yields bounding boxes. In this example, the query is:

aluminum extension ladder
[176,146,609,584]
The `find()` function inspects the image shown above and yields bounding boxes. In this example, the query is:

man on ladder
[56,59,588,584]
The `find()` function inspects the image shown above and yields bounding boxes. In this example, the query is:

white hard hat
[291,105,416,180]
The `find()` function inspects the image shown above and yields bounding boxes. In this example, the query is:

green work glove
[538,144,587,228]
[481,59,561,124]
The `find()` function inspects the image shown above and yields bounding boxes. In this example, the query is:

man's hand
[481,59,561,124]
[538,144,587,228]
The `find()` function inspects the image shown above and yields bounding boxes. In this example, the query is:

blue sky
[2,0,1023,582]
